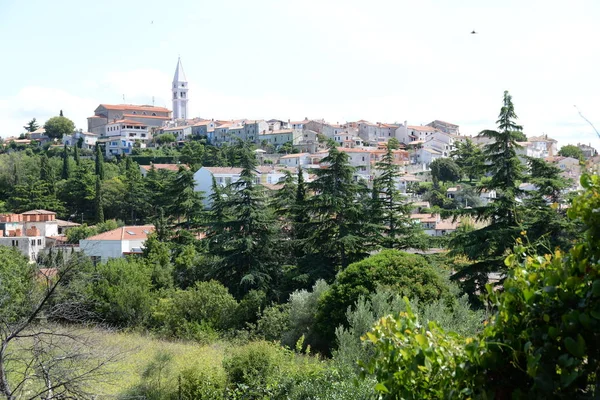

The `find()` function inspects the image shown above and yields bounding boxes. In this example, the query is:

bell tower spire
[172,57,188,120]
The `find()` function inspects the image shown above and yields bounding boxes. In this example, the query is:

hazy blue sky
[1,0,599,149]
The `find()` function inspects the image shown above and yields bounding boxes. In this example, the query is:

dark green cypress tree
[95,144,105,180]
[73,144,80,166]
[61,144,71,180]
[95,175,104,223]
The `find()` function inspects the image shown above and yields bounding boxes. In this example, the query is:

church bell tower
[172,57,188,120]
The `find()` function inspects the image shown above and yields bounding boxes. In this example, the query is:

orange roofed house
[87,104,172,136]
[0,210,61,262]
[79,225,155,263]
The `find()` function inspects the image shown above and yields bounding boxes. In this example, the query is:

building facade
[172,57,189,121]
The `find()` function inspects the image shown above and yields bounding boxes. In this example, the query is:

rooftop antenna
[152,96,155,106]
[122,94,126,103]
[574,105,600,139]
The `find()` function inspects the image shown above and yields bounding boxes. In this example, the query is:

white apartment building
[80,225,155,263]
[0,210,60,262]
[105,119,151,142]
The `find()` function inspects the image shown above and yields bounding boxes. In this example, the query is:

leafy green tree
[8,178,65,214]
[429,157,461,186]
[89,258,154,327]
[449,91,526,296]
[302,147,371,280]
[316,250,452,350]
[373,144,427,249]
[155,133,176,145]
[44,115,75,139]
[207,149,281,298]
[23,118,39,133]
[558,144,584,160]
[450,138,485,182]
[95,144,105,179]
[143,233,174,289]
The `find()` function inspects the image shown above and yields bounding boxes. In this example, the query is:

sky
[1,0,599,149]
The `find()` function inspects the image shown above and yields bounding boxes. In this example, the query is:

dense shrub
[223,341,286,392]
[317,250,452,349]
[152,280,239,340]
[89,258,155,326]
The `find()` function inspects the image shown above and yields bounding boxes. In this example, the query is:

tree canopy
[43,116,75,139]
[558,144,584,160]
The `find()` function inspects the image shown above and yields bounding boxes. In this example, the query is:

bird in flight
[471,30,477,34]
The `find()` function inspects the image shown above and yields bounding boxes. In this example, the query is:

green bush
[152,280,239,340]
[223,341,286,390]
[178,365,226,399]
[317,250,452,349]
[282,280,329,350]
[90,258,154,327]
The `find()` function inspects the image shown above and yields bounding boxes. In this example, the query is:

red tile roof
[85,225,155,241]
[99,104,170,113]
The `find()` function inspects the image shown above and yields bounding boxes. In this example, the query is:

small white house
[279,153,311,167]
[79,225,155,263]
[194,167,243,207]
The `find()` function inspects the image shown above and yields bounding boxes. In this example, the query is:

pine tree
[522,157,579,252]
[23,118,39,133]
[95,144,105,179]
[449,91,527,297]
[372,144,426,249]
[451,138,485,183]
[166,165,204,229]
[124,157,149,225]
[207,149,280,298]
[95,175,104,223]
[302,147,371,280]
[61,144,71,180]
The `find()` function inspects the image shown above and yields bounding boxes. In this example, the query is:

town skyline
[1,0,599,149]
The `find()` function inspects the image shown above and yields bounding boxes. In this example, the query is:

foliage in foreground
[362,174,600,399]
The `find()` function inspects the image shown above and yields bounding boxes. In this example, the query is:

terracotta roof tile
[84,225,155,241]
[99,104,170,113]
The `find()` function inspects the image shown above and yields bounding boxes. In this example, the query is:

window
[152,113,157,116]
[12,240,17,246]
[31,240,35,246]
[132,111,136,114]
[38,239,42,246]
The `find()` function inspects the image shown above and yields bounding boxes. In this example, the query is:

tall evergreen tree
[522,157,579,252]
[302,147,371,281]
[61,144,71,180]
[95,145,105,180]
[124,157,149,225]
[372,144,426,249]
[207,149,280,298]
[450,138,485,183]
[23,118,39,133]
[95,175,104,223]
[450,91,526,296]
[166,165,204,229]
[73,144,80,166]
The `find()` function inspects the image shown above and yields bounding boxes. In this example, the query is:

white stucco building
[63,131,98,150]
[80,225,155,263]
[105,119,151,142]
[0,210,60,262]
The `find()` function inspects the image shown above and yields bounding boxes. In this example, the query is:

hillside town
[0,58,595,264]
[2,53,600,398]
